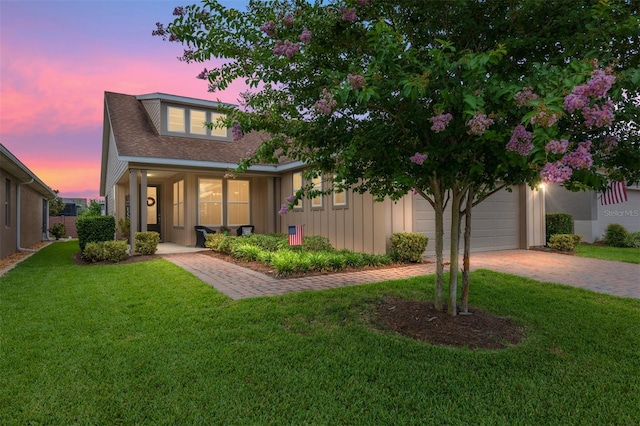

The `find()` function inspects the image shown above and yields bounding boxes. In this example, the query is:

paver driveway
[161,249,640,300]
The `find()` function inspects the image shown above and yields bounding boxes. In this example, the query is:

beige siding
[0,173,17,259]
[140,99,161,133]
[278,172,396,254]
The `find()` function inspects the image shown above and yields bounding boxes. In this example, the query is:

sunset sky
[0,0,246,201]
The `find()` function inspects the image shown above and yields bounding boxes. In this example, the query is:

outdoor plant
[82,242,105,262]
[48,223,66,240]
[546,213,574,244]
[157,0,639,315]
[118,218,130,241]
[205,233,225,251]
[390,232,429,263]
[302,235,334,252]
[548,234,581,252]
[102,240,129,262]
[623,232,640,248]
[604,223,628,247]
[134,231,160,255]
[76,215,116,252]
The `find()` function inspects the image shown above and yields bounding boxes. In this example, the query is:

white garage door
[414,186,521,255]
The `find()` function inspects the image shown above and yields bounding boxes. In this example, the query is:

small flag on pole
[288,225,303,246]
[600,181,628,206]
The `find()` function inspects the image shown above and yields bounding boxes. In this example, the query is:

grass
[575,243,640,264]
[1,241,639,424]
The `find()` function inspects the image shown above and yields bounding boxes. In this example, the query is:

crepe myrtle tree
[156,1,640,315]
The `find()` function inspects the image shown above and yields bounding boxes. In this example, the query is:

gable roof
[0,143,56,198]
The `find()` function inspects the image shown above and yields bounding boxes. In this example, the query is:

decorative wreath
[147,197,156,207]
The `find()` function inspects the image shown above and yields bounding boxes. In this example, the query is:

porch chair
[236,225,255,237]
[194,226,216,247]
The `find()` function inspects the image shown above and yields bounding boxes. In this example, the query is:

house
[0,143,56,260]
[545,183,640,242]
[100,91,546,254]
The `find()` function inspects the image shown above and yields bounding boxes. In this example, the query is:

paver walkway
[161,249,640,300]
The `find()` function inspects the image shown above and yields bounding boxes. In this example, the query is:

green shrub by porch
[389,232,429,263]
[545,213,573,244]
[548,234,581,252]
[134,232,160,255]
[83,240,129,262]
[604,223,628,247]
[76,215,116,252]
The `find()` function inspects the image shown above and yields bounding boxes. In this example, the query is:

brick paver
[162,249,640,300]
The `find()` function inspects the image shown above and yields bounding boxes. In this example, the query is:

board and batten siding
[279,172,411,254]
[104,128,128,217]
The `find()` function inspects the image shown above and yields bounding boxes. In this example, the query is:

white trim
[118,156,306,173]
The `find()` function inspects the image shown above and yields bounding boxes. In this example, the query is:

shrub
[205,233,226,251]
[546,213,573,244]
[245,234,287,252]
[622,231,640,248]
[77,215,116,252]
[233,243,263,262]
[548,234,580,252]
[49,223,66,240]
[303,235,334,252]
[270,250,297,276]
[134,231,160,255]
[83,242,105,262]
[389,232,429,263]
[604,223,628,247]
[217,235,238,255]
[102,240,129,262]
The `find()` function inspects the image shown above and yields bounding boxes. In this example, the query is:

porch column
[524,184,546,248]
[140,170,148,232]
[129,169,139,250]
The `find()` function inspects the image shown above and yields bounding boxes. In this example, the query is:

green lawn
[575,243,640,264]
[1,241,639,424]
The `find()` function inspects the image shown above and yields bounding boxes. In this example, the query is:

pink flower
[545,139,569,155]
[196,68,209,80]
[299,28,312,43]
[581,101,614,128]
[347,74,365,90]
[467,112,494,136]
[285,195,296,203]
[530,110,558,127]
[541,161,573,183]
[506,125,534,156]
[429,113,453,133]
[231,121,243,141]
[410,152,428,165]
[564,93,588,113]
[514,87,539,107]
[273,39,300,58]
[561,140,593,170]
[259,20,276,37]
[282,14,294,27]
[278,204,289,215]
[340,6,358,22]
[314,89,337,115]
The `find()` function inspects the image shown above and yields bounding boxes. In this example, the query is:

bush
[77,215,116,252]
[205,233,226,251]
[546,213,573,244]
[389,232,429,263]
[302,235,334,252]
[134,231,160,255]
[244,234,287,252]
[233,243,263,261]
[604,223,628,247]
[83,242,105,262]
[548,234,580,252]
[102,240,129,262]
[49,223,66,240]
[622,231,640,248]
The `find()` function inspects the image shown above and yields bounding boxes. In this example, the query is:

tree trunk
[448,184,465,316]
[460,187,475,315]
[432,180,445,311]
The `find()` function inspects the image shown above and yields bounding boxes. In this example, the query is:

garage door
[414,186,521,255]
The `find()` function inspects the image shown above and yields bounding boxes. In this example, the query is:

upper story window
[168,107,185,132]
[190,110,207,135]
[165,105,229,140]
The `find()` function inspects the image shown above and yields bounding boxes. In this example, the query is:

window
[199,179,223,226]
[333,177,347,208]
[227,180,250,225]
[4,179,10,226]
[292,172,303,210]
[311,176,323,208]
[190,110,207,135]
[168,107,185,133]
[172,180,184,227]
[210,112,227,137]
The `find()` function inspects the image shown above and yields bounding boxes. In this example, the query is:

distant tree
[78,199,103,218]
[157,0,640,315]
[48,190,65,216]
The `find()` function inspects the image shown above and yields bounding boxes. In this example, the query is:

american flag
[288,225,303,246]
[600,181,628,205]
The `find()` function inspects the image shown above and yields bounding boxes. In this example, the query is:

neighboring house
[100,91,546,254]
[545,183,640,242]
[0,143,56,260]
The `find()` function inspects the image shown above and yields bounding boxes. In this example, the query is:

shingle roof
[105,91,285,166]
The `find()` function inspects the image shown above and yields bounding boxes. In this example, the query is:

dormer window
[164,104,229,140]
[168,106,185,132]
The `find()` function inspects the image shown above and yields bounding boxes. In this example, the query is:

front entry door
[146,185,161,241]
